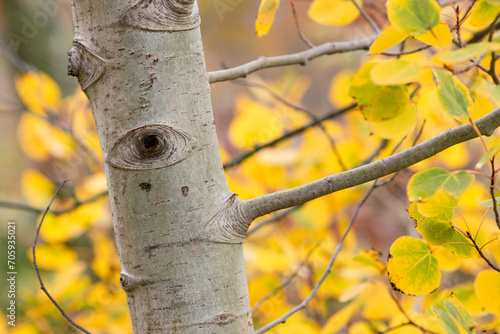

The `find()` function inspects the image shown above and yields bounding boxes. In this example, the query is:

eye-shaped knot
[107,124,197,170]
[137,131,166,157]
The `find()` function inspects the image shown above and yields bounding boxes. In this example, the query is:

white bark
[69,0,253,332]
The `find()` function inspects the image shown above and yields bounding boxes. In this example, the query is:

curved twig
[32,180,92,334]
[223,103,356,169]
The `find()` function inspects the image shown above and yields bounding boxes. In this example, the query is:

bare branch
[33,181,92,334]
[246,206,301,236]
[223,103,356,169]
[242,108,500,221]
[285,0,315,48]
[208,37,376,84]
[350,0,381,34]
[0,190,108,215]
[0,39,36,73]
[232,79,347,170]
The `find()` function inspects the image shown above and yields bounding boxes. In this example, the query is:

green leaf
[441,230,475,258]
[387,0,441,35]
[349,63,382,106]
[407,167,451,201]
[443,170,474,197]
[387,236,440,296]
[431,306,460,333]
[408,168,473,202]
[434,69,473,120]
[417,211,455,245]
[443,295,477,333]
[439,42,500,64]
[363,86,409,121]
[475,145,500,170]
[477,196,500,207]
[417,191,458,217]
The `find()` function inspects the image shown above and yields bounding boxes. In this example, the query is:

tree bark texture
[68,0,253,332]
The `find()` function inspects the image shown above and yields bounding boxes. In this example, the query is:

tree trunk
[68,0,253,332]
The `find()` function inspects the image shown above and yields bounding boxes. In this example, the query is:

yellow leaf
[369,25,408,54]
[321,300,360,333]
[256,247,291,272]
[308,0,361,26]
[371,59,423,85]
[475,270,500,315]
[228,96,284,150]
[29,244,77,270]
[417,190,457,217]
[256,0,280,37]
[74,172,108,202]
[91,232,120,280]
[15,71,61,115]
[387,236,440,296]
[9,324,39,334]
[469,0,500,27]
[370,102,417,138]
[328,70,356,108]
[17,113,75,161]
[21,169,55,207]
[360,281,400,321]
[292,196,331,229]
[40,202,104,243]
[413,23,453,47]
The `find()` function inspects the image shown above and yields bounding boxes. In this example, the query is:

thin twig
[233,79,347,170]
[380,45,432,57]
[465,231,500,272]
[388,287,436,334]
[255,181,378,334]
[489,14,500,84]
[0,190,108,215]
[359,140,388,166]
[350,0,381,34]
[33,181,92,334]
[247,206,301,236]
[285,0,315,48]
[252,243,320,314]
[223,103,356,169]
[490,159,500,230]
[0,38,36,73]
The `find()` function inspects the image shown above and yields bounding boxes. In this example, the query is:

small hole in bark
[144,135,158,148]
[136,132,165,157]
[139,182,152,191]
[182,186,189,197]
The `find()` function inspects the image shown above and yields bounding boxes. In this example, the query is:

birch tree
[3,0,500,333]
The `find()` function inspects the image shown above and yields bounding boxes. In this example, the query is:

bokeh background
[1,0,497,333]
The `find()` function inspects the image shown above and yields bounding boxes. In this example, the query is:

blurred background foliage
[0,0,499,333]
